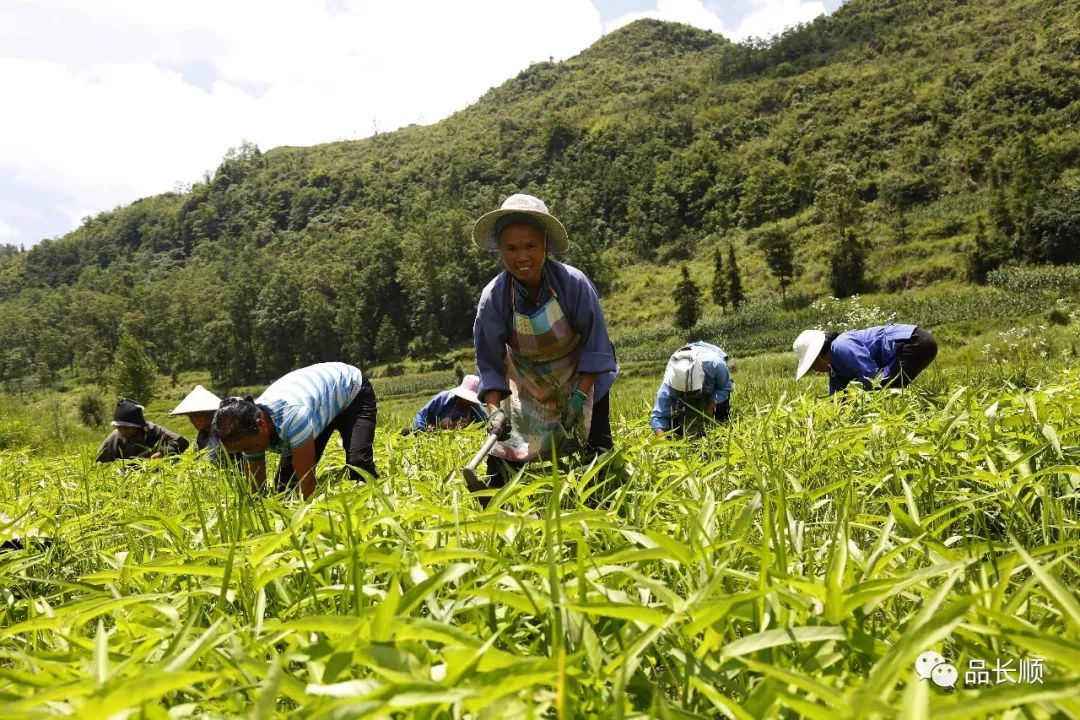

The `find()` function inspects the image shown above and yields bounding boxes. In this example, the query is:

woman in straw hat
[792,324,938,394]
[169,385,240,465]
[472,193,618,493]
[402,374,487,434]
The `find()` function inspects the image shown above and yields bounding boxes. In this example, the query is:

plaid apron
[491,281,594,462]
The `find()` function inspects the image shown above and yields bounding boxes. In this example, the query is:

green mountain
[1,0,1077,388]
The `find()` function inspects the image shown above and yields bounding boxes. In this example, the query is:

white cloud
[606,0,730,36]
[0,0,603,246]
[606,0,825,40]
[0,216,15,239]
[736,0,827,40]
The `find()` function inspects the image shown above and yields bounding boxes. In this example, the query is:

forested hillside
[1,0,1077,389]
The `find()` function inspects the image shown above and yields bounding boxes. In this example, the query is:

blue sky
[0,0,844,249]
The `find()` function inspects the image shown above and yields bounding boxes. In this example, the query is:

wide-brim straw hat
[169,385,222,416]
[449,374,481,405]
[793,330,827,380]
[471,193,569,254]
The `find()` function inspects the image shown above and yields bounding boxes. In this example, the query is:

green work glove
[562,390,588,431]
[485,407,511,441]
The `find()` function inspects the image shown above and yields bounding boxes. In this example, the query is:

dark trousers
[275,378,378,491]
[485,391,613,490]
[672,399,730,437]
[885,327,938,388]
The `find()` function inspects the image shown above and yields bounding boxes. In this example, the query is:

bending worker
[793,324,938,393]
[650,342,733,437]
[96,398,189,462]
[403,374,486,434]
[211,362,378,499]
[169,384,240,465]
[472,193,618,492]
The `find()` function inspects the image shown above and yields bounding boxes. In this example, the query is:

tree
[817,164,867,297]
[672,266,702,331]
[737,159,799,227]
[711,248,726,309]
[967,217,1005,283]
[829,240,868,298]
[1031,177,1080,265]
[0,348,32,399]
[109,333,159,404]
[759,227,796,300]
[726,243,745,310]
[374,315,401,361]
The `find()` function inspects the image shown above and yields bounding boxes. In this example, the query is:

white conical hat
[793,330,827,380]
[169,385,222,415]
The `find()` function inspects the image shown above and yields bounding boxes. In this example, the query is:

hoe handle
[461,434,499,494]
[465,434,499,471]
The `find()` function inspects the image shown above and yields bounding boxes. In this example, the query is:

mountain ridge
[0,0,1077,388]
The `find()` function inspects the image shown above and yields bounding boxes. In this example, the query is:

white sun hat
[793,330,827,380]
[664,346,705,393]
[169,385,223,416]
[449,374,481,405]
[471,193,569,253]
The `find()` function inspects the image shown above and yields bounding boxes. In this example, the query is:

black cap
[111,398,146,428]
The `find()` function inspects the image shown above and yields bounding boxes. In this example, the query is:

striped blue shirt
[253,362,364,456]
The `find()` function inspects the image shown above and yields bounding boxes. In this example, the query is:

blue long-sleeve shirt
[650,342,732,431]
[473,260,618,402]
[828,324,917,394]
[412,390,485,430]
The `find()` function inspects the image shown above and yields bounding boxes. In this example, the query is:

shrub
[77,393,108,428]
[1049,308,1071,326]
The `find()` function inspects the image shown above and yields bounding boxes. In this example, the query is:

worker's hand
[485,408,511,441]
[562,390,588,431]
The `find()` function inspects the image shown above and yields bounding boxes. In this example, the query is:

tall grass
[0,359,1078,716]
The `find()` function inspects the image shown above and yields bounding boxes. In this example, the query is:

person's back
[829,324,918,392]
[256,362,365,453]
[650,342,732,436]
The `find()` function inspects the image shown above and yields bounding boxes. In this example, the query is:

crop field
[2,325,1080,718]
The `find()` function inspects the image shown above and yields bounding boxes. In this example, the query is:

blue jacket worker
[211,362,378,499]
[403,374,486,435]
[650,342,733,436]
[793,324,938,394]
